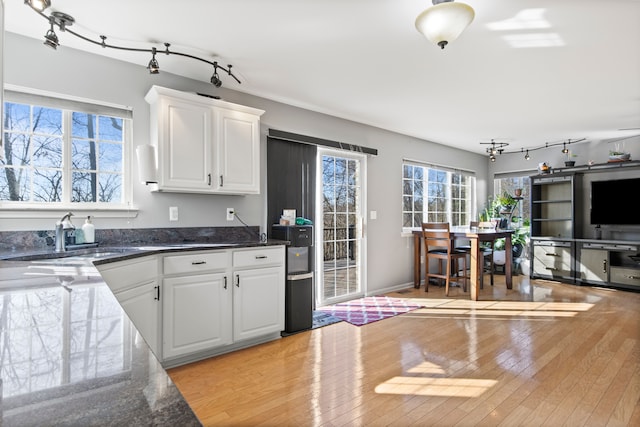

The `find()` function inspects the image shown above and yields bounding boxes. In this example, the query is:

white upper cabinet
[216,108,261,194]
[144,86,264,195]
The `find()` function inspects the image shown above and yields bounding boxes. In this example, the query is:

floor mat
[316,296,423,326]
[312,311,343,329]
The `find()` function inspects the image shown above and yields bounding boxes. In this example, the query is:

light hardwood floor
[168,275,640,426]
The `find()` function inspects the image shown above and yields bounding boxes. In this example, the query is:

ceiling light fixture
[210,62,222,88]
[25,1,241,87]
[415,0,475,49]
[147,47,160,74]
[481,139,509,160]
[43,16,59,49]
[26,0,51,12]
[487,138,586,161]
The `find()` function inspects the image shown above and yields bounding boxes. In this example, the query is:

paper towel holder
[136,144,158,185]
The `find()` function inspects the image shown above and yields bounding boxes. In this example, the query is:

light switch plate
[169,206,179,221]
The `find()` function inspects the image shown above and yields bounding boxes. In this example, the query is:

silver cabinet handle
[224,276,228,289]
[220,175,224,187]
[154,285,160,301]
[208,173,211,186]
[235,274,240,287]
[602,259,607,274]
[255,255,267,259]
[191,260,207,265]
[546,253,560,257]
[627,275,640,280]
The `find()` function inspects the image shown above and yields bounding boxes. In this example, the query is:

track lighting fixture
[43,16,59,49]
[483,138,586,162]
[25,1,241,88]
[147,47,160,74]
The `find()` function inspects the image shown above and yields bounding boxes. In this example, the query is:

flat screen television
[590,177,640,225]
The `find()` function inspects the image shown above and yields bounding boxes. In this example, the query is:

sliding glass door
[317,149,366,306]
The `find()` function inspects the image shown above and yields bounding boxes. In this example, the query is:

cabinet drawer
[610,267,640,287]
[97,256,158,293]
[533,245,572,278]
[164,251,228,275]
[233,247,284,269]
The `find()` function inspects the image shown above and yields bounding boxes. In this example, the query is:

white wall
[2,32,488,293]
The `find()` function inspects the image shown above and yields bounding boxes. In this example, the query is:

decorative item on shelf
[537,162,551,174]
[608,141,631,162]
[564,150,578,167]
[608,151,631,162]
[514,188,523,197]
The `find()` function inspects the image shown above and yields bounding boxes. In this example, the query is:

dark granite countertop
[0,262,202,426]
[0,240,285,426]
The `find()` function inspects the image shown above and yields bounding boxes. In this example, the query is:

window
[493,172,532,227]
[1,87,132,209]
[403,161,475,230]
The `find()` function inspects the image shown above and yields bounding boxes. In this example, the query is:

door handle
[208,173,211,186]
[235,274,240,287]
[191,260,207,265]
[154,285,160,301]
[220,175,224,187]
[224,276,228,289]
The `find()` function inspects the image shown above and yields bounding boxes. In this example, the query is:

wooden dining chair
[454,221,495,288]
[422,222,468,296]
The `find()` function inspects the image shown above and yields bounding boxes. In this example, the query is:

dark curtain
[266,138,317,232]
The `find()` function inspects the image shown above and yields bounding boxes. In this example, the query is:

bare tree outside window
[402,163,474,229]
[1,101,125,205]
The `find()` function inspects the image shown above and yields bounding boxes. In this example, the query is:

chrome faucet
[55,212,75,252]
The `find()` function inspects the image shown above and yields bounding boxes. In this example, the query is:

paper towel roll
[136,144,157,184]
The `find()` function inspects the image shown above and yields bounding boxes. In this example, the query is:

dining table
[412,226,515,300]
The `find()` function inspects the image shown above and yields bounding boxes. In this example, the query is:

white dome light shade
[415,1,475,49]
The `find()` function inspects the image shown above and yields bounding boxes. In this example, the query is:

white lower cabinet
[162,272,232,359]
[95,256,161,358]
[98,246,285,367]
[233,266,285,341]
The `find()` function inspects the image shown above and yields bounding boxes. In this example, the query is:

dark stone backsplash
[0,226,261,250]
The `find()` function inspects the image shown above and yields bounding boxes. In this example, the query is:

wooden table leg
[470,238,479,301]
[505,234,513,289]
[414,233,421,289]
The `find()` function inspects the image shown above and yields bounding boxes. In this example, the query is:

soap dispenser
[82,216,95,243]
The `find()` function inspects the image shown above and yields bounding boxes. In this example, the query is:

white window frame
[0,85,137,220]
[402,159,476,235]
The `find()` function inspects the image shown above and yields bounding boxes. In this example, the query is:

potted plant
[565,150,578,167]
[497,191,517,214]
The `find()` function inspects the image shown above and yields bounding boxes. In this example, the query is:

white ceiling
[5,0,640,155]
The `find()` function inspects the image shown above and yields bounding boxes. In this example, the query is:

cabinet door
[163,272,232,359]
[579,249,608,284]
[115,280,161,358]
[233,266,284,342]
[215,108,260,194]
[157,97,213,192]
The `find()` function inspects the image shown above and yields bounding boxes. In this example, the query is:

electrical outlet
[169,206,179,221]
[226,208,235,221]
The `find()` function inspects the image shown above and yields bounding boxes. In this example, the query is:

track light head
[210,62,222,87]
[27,0,51,12]
[524,150,530,160]
[147,47,159,74]
[43,18,58,49]
[561,142,569,154]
